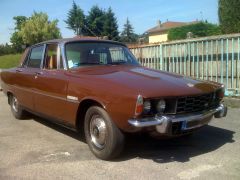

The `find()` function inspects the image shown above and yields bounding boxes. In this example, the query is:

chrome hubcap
[12,96,18,112]
[90,115,107,149]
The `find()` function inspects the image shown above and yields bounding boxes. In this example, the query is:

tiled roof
[146,21,198,34]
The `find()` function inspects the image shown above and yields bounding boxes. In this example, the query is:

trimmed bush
[168,22,221,41]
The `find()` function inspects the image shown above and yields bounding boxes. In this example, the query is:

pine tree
[218,0,240,33]
[65,1,86,35]
[103,8,119,40]
[120,18,137,42]
[86,5,105,36]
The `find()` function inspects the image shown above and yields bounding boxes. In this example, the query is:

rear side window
[27,45,44,68]
[44,44,58,70]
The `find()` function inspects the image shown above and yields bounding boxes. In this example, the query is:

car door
[33,43,70,124]
[13,45,45,111]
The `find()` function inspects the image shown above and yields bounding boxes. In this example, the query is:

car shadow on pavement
[33,116,86,143]
[118,125,235,163]
[32,116,234,163]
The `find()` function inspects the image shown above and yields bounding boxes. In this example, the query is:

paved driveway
[0,93,239,180]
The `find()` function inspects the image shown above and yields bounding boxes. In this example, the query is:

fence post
[159,44,163,70]
[237,38,240,95]
[231,38,234,93]
[226,39,229,96]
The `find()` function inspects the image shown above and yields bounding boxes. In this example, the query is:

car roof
[33,37,127,47]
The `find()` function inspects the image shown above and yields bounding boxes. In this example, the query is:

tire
[84,106,125,160]
[9,94,26,119]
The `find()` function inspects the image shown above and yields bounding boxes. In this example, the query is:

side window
[27,46,44,68]
[44,44,58,70]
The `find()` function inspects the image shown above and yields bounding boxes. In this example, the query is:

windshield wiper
[109,60,127,65]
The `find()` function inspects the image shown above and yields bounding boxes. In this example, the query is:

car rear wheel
[9,94,26,119]
[84,106,125,160]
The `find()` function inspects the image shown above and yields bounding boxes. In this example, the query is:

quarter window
[27,46,44,68]
[44,44,64,69]
[44,44,58,70]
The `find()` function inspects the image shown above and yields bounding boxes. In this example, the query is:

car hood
[68,65,221,98]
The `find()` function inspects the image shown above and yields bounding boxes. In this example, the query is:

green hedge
[168,22,221,41]
[0,54,21,69]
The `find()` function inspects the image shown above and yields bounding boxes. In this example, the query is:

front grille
[176,93,220,114]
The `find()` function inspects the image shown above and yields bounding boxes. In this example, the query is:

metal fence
[130,33,240,96]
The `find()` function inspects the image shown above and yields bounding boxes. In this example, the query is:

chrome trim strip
[57,44,61,69]
[128,104,226,128]
[67,95,78,101]
[8,84,80,104]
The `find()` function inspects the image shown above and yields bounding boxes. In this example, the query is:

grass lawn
[0,54,21,69]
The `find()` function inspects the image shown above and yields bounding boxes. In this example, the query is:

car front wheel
[9,94,26,119]
[84,106,125,160]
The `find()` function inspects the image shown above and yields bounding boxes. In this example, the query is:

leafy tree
[13,16,28,31]
[19,12,61,45]
[10,16,27,53]
[10,32,24,53]
[168,22,221,41]
[65,1,87,35]
[120,18,138,43]
[86,5,105,36]
[218,0,240,33]
[102,8,119,40]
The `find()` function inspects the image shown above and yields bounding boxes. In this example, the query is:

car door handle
[35,72,43,75]
[16,69,23,73]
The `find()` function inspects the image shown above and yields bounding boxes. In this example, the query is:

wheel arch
[6,91,13,105]
[76,98,106,132]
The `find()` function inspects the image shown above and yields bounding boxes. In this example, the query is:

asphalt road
[0,92,239,180]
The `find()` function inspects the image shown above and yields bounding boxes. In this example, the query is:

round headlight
[143,100,151,114]
[156,99,166,113]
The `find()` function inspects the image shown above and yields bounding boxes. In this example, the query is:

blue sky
[0,0,218,44]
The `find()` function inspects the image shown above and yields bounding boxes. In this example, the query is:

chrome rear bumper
[128,104,227,134]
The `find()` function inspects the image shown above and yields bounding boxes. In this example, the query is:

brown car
[0,38,227,160]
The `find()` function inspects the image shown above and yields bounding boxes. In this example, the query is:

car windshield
[65,42,140,68]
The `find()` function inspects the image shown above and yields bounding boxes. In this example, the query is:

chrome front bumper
[128,104,227,134]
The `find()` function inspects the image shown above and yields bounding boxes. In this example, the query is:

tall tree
[19,12,61,45]
[13,16,28,31]
[65,1,87,35]
[86,5,105,36]
[120,18,137,43]
[10,16,28,52]
[102,8,119,40]
[218,0,240,33]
